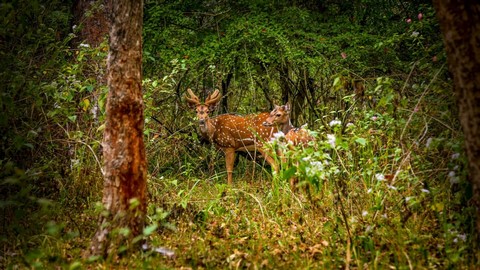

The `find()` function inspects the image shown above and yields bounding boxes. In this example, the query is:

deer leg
[258,148,278,173]
[290,175,298,191]
[225,148,235,185]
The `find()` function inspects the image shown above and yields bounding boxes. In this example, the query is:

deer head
[185,88,221,133]
[262,103,293,134]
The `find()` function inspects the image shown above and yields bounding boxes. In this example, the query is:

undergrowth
[3,85,478,268]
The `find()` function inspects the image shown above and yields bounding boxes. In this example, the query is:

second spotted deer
[262,103,314,147]
[262,103,314,189]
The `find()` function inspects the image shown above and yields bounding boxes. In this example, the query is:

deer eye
[276,114,282,117]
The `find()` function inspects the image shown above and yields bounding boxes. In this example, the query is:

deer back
[208,112,276,151]
[285,127,314,147]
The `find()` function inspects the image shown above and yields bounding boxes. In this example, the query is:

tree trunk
[88,0,146,257]
[433,0,480,232]
[72,0,112,123]
[73,0,112,48]
[221,72,233,113]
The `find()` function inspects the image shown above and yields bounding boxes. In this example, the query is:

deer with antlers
[262,103,314,190]
[185,88,278,184]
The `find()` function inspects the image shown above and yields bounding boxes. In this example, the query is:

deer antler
[205,89,221,106]
[185,88,201,106]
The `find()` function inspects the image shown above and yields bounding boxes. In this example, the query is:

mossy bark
[433,0,480,233]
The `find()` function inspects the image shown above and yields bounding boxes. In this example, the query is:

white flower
[405,196,413,202]
[327,134,336,147]
[421,188,430,193]
[79,43,90,48]
[381,213,387,219]
[448,171,460,185]
[273,131,285,138]
[426,137,433,148]
[387,185,397,190]
[329,119,341,127]
[302,156,311,161]
[411,31,420,37]
[449,176,460,185]
[311,161,324,173]
[306,161,325,177]
[70,159,79,169]
[457,234,467,242]
[451,153,460,159]
[72,25,77,31]
[270,131,285,142]
[346,122,354,127]
[367,188,372,194]
[375,173,385,181]
[362,211,368,217]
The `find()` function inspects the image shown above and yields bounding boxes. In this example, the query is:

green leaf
[129,198,140,210]
[68,115,77,122]
[333,76,342,88]
[97,123,105,132]
[143,223,158,236]
[355,137,367,146]
[118,227,130,237]
[69,261,82,270]
[282,167,297,181]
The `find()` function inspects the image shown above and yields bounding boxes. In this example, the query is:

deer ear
[284,103,291,112]
[208,100,219,111]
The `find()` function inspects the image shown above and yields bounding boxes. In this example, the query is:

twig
[400,63,445,141]
[231,188,266,221]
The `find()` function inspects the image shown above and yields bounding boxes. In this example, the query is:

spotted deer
[262,103,313,147]
[262,103,314,189]
[185,89,278,184]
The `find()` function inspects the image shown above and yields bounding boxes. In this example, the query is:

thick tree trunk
[433,1,480,232]
[88,0,146,257]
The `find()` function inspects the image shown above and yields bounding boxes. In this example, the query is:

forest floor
[5,161,478,269]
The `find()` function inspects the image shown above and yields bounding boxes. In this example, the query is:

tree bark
[73,0,112,47]
[433,0,480,232]
[88,0,146,257]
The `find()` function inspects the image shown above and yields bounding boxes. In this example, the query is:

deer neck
[199,118,216,141]
[280,120,294,134]
[278,119,294,134]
